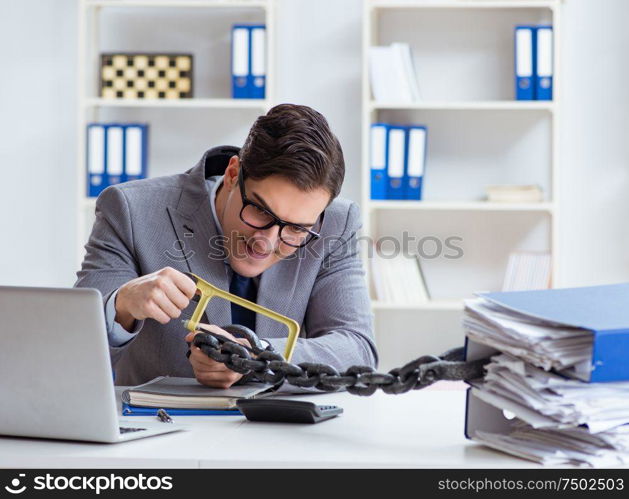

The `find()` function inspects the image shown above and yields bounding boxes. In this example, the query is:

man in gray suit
[75,104,377,388]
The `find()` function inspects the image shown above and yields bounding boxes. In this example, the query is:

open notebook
[122,376,275,410]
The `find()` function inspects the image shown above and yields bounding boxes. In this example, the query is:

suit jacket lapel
[165,155,231,328]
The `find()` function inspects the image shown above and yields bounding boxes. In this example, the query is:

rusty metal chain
[187,325,489,395]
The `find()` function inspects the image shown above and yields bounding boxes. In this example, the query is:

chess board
[100,53,194,99]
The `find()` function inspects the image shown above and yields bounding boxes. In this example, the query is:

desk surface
[0,383,538,469]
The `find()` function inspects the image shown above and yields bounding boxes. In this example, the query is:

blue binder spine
[105,124,124,188]
[249,25,266,99]
[370,123,389,200]
[123,124,149,183]
[86,123,106,197]
[405,125,427,200]
[514,25,536,100]
[386,125,407,200]
[231,24,250,98]
[535,25,553,101]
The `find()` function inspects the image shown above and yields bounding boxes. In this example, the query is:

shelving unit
[368,201,555,212]
[76,0,275,266]
[362,0,561,368]
[371,300,462,311]
[85,97,271,109]
[369,101,555,112]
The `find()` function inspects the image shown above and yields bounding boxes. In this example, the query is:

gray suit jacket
[75,146,377,386]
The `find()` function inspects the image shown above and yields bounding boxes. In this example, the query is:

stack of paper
[477,353,629,432]
[371,251,429,304]
[475,421,629,468]
[464,297,592,380]
[369,43,421,102]
[464,288,629,467]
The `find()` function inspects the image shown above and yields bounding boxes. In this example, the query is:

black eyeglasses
[237,167,323,248]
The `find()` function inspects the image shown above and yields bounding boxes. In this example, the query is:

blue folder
[86,123,106,197]
[535,25,553,101]
[386,125,407,200]
[370,123,389,200]
[122,124,149,183]
[87,122,149,197]
[231,24,250,99]
[405,125,427,200]
[248,25,266,99]
[514,25,536,100]
[122,402,242,416]
[478,283,629,382]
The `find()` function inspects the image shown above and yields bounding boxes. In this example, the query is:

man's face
[218,158,330,278]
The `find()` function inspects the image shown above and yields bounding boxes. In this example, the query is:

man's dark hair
[239,103,345,200]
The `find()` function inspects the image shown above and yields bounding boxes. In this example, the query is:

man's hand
[115,267,197,332]
[186,324,252,389]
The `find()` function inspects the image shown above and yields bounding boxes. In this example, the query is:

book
[502,251,551,292]
[121,376,274,410]
[371,249,430,304]
[485,184,543,203]
[368,43,421,103]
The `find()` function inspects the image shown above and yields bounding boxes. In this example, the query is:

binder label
[370,125,387,170]
[232,27,249,77]
[516,28,533,78]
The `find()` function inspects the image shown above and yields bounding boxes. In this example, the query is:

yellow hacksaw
[182,272,300,362]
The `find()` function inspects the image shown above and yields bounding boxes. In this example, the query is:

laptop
[0,285,186,443]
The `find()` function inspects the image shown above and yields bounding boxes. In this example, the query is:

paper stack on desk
[464,297,593,381]
[463,284,629,467]
[475,420,629,468]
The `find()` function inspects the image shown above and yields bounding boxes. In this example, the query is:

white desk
[0,383,538,469]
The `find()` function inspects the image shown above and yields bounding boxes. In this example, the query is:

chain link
[189,326,489,395]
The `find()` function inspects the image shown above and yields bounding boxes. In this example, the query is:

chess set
[99,53,194,100]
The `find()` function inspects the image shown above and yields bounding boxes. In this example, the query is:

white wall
[1,0,628,288]
[0,0,78,287]
[559,0,629,286]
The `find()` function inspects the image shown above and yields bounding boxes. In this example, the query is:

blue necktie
[229,271,257,331]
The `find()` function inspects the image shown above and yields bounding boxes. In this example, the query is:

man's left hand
[185,324,252,389]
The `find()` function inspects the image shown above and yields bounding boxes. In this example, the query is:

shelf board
[84,97,270,110]
[369,201,555,212]
[371,300,463,311]
[369,101,555,112]
[85,0,270,8]
[369,0,558,10]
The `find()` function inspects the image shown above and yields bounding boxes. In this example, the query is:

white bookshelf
[371,300,463,311]
[369,201,555,212]
[76,0,275,266]
[362,0,561,368]
[369,100,555,112]
[85,97,271,109]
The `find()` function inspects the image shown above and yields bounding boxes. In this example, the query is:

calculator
[236,398,343,424]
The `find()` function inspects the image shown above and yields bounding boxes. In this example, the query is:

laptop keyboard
[119,427,147,434]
